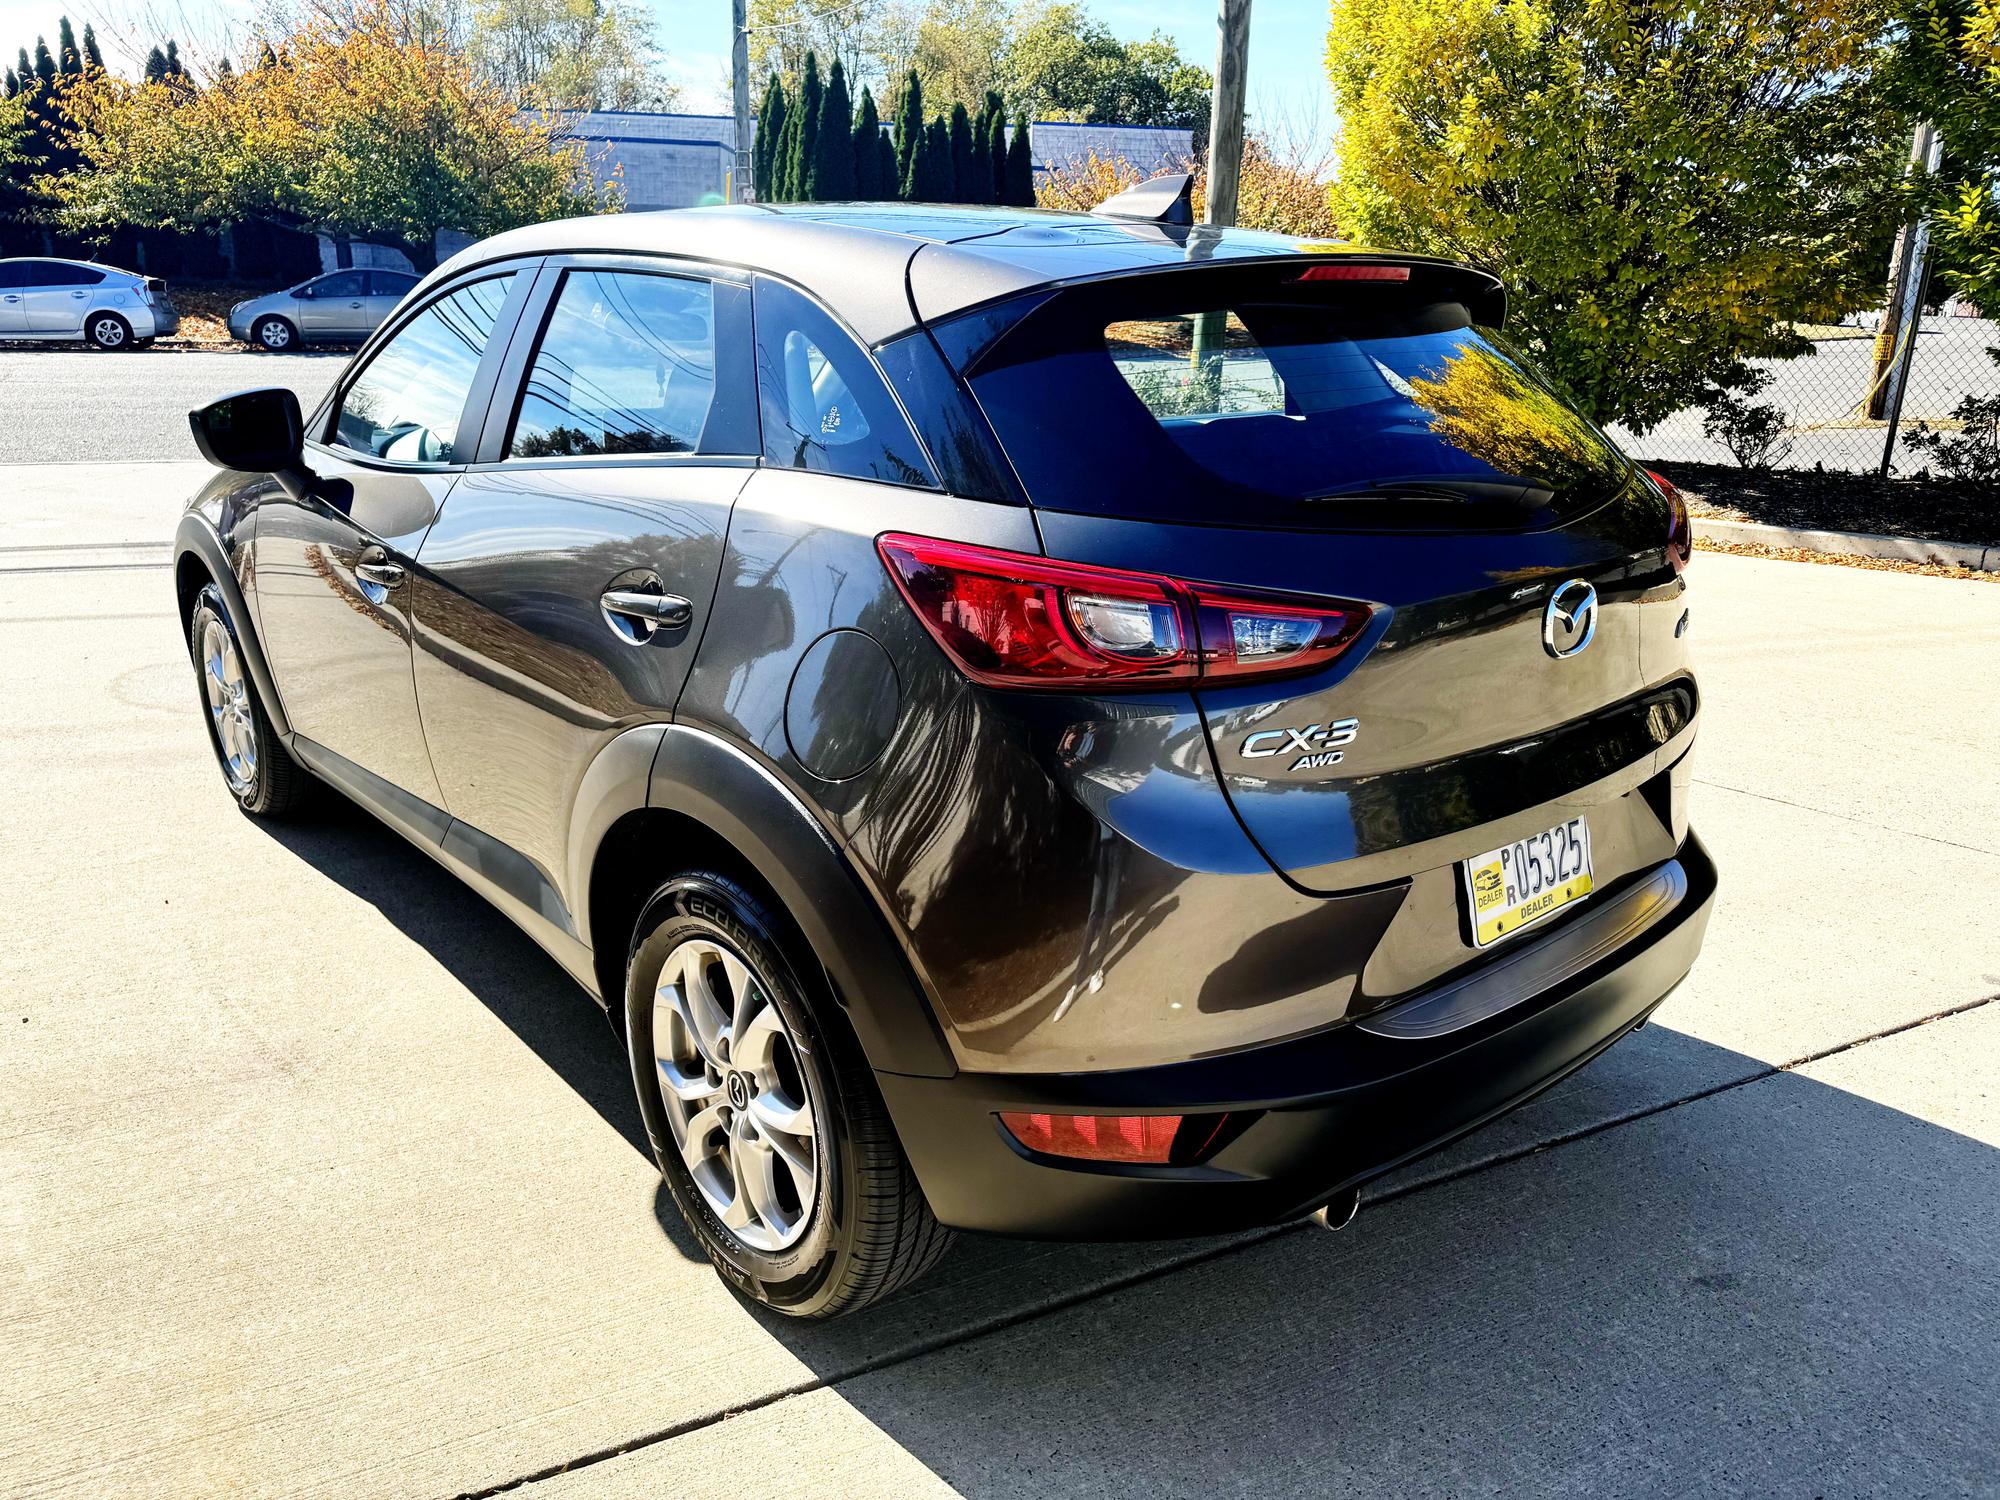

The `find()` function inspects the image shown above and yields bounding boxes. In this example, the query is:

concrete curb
[1694,516,1997,572]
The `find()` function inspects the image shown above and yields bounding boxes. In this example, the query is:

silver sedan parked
[228,268,420,350]
[0,257,179,348]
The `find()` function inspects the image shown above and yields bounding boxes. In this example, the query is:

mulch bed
[1694,535,1998,583]
[1652,461,1998,547]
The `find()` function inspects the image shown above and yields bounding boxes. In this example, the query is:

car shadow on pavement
[247,793,657,1167]
[749,1023,1999,1495]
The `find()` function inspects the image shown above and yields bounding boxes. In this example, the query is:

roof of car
[427,202,1485,346]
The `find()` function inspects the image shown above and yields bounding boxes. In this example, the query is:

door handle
[600,587,692,643]
[349,301,364,308]
[71,290,87,297]
[355,559,405,588]
[354,546,406,602]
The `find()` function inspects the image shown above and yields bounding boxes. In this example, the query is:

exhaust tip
[1311,1187,1361,1232]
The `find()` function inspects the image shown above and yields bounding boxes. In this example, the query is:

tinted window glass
[313,271,367,299]
[509,271,717,459]
[30,262,106,288]
[957,268,1631,530]
[369,271,418,297]
[0,262,30,289]
[754,278,934,487]
[331,274,514,464]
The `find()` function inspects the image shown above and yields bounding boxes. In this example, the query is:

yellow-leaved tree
[1325,0,1911,430]
[53,0,610,271]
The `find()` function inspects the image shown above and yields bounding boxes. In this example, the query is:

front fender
[647,725,954,1079]
[175,509,291,740]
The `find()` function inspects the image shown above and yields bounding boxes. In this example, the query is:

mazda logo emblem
[1542,579,1598,660]
[726,1073,750,1110]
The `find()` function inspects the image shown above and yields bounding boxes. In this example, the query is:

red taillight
[998,1111,1231,1164]
[1293,263,1411,282]
[877,533,1369,690]
[1647,468,1692,574]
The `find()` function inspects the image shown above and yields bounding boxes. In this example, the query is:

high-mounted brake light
[1293,264,1411,282]
[1647,468,1692,574]
[876,534,1370,691]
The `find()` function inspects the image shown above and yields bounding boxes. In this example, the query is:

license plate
[1461,816,1594,948]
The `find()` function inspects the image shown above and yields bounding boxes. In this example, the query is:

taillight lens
[877,533,1368,690]
[998,1111,1232,1165]
[1647,468,1691,574]
[1291,263,1411,282]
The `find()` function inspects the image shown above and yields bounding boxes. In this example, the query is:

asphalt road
[0,348,342,463]
[3,444,1998,1494]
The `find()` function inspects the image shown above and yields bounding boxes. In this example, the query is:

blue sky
[2,0,1336,141]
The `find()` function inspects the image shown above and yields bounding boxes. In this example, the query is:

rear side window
[955,267,1631,529]
[509,271,720,458]
[753,278,934,487]
[330,273,515,464]
[370,271,418,297]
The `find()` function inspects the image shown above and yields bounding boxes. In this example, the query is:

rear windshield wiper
[1304,473,1555,507]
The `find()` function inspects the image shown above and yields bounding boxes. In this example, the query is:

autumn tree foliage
[51,0,606,269]
[1324,0,1910,429]
[1898,0,2000,320]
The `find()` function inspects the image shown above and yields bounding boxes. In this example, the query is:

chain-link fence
[1612,299,1999,480]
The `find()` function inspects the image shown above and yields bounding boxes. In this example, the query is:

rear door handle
[600,588,692,642]
[355,545,406,599]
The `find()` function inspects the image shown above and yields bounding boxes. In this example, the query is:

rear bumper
[878,830,1717,1239]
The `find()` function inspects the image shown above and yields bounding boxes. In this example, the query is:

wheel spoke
[748,1096,815,1183]
[662,946,729,1069]
[678,1100,726,1179]
[748,1086,813,1145]
[733,1001,783,1077]
[731,1131,789,1238]
[720,949,758,1050]
[655,1053,721,1105]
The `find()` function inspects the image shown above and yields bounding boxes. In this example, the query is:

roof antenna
[1091,172,1195,227]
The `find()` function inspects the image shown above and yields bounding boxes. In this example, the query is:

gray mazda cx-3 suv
[175,181,1714,1318]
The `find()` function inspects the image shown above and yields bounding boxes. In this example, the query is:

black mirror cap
[189,387,305,474]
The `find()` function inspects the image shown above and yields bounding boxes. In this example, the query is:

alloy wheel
[90,317,126,348]
[258,319,291,350]
[652,937,819,1252]
[200,616,257,793]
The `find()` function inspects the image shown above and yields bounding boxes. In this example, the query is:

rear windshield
[951,267,1632,530]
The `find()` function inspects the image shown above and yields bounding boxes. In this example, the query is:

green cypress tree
[892,70,922,200]
[15,50,30,87]
[143,45,166,83]
[852,87,882,200]
[3,69,16,99]
[920,118,949,200]
[1004,112,1035,207]
[33,38,56,88]
[754,72,786,201]
[816,57,854,199]
[947,103,975,203]
[56,17,79,74]
[81,22,102,71]
[792,51,822,199]
[215,55,232,80]
[875,130,896,202]
[969,103,991,206]
[986,107,1008,204]
[164,39,183,76]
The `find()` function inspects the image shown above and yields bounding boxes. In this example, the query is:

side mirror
[189,387,324,503]
[190,387,304,473]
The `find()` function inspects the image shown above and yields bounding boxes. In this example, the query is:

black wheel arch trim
[643,724,956,1079]
[174,511,291,739]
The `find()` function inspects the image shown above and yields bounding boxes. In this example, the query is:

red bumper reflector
[999,1111,1201,1164]
[1293,264,1411,282]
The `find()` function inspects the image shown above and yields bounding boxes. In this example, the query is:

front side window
[509,271,718,459]
[754,279,934,487]
[370,271,418,298]
[311,271,367,300]
[330,273,515,465]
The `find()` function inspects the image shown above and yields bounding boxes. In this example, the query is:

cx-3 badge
[1241,718,1360,771]
[1543,579,1598,660]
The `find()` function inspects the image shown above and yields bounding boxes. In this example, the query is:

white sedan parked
[0,257,178,348]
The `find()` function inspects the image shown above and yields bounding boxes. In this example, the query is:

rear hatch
[938,258,1693,995]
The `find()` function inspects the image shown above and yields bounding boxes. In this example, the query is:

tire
[626,872,952,1319]
[253,316,297,352]
[85,312,132,350]
[187,582,309,818]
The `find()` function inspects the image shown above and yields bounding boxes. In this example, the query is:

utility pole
[731,0,753,201]
[1867,121,1942,424]
[1202,0,1252,228]
[1193,0,1251,381]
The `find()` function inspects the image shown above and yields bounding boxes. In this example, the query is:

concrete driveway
[2,448,1996,1497]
